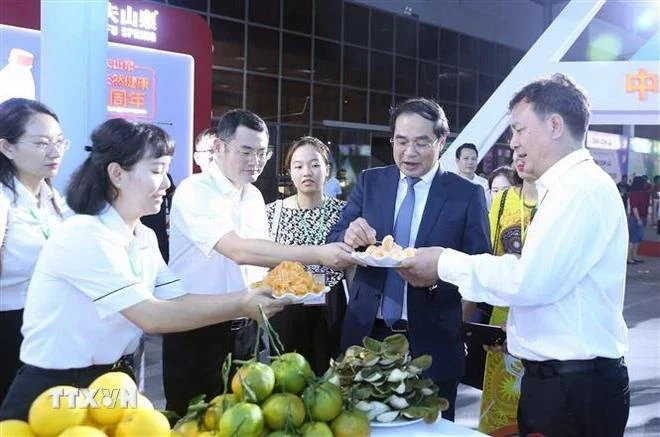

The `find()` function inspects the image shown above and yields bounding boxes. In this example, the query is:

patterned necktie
[382,176,420,326]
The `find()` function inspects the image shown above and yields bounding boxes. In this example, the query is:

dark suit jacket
[327,165,491,381]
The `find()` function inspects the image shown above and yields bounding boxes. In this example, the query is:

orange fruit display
[252,261,324,296]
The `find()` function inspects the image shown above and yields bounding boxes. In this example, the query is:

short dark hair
[195,127,219,146]
[455,143,478,160]
[630,176,646,191]
[488,165,522,189]
[389,98,449,139]
[509,73,590,141]
[284,136,331,170]
[66,118,175,215]
[0,98,59,202]
[215,109,268,142]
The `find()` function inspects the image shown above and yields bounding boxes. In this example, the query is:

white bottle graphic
[0,48,36,104]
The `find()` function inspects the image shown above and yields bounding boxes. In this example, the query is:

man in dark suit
[326,98,491,421]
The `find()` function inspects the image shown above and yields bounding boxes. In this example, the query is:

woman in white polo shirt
[0,118,284,420]
[0,98,69,406]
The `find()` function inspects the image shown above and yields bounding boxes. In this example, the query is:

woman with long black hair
[0,98,69,405]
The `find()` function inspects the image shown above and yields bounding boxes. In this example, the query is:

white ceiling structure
[353,0,659,170]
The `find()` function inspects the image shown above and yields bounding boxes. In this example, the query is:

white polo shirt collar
[207,162,243,198]
[13,177,55,210]
[97,204,152,251]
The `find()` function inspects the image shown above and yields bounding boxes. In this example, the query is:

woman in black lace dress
[265,136,346,374]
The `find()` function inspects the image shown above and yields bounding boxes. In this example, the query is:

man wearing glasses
[327,98,491,420]
[192,127,218,173]
[165,109,355,416]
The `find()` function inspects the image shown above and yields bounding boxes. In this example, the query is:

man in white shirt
[399,74,630,437]
[193,127,217,173]
[455,143,490,206]
[165,109,355,415]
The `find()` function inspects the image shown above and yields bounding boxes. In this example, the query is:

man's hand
[318,242,356,269]
[241,287,286,319]
[398,246,444,288]
[343,218,377,249]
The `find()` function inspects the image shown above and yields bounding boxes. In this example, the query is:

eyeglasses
[194,150,213,157]
[390,137,439,152]
[17,138,70,153]
[222,140,273,162]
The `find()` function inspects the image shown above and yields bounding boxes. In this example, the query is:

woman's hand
[241,287,286,320]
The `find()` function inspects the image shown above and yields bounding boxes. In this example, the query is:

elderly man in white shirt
[399,74,629,437]
[165,109,355,415]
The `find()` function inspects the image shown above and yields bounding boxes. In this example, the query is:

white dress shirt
[168,164,268,295]
[438,149,628,361]
[378,161,439,321]
[0,179,68,311]
[20,205,186,368]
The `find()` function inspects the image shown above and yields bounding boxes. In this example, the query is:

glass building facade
[148,0,526,201]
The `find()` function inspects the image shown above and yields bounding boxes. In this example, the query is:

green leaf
[383,334,409,354]
[401,406,426,419]
[344,345,365,359]
[423,407,440,424]
[221,353,233,395]
[354,385,374,400]
[159,409,181,420]
[410,379,433,390]
[362,336,383,354]
[361,351,380,366]
[238,373,258,403]
[409,355,433,371]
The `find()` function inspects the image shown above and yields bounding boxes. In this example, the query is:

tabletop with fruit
[0,264,487,436]
[0,333,485,437]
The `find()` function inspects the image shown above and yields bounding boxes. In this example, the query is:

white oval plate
[371,417,423,428]
[272,286,331,303]
[351,252,407,268]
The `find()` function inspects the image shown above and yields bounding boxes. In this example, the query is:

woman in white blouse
[0,118,284,420]
[0,98,69,405]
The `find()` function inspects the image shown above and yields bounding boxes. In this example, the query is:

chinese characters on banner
[106,57,156,119]
[108,2,158,43]
[625,69,658,101]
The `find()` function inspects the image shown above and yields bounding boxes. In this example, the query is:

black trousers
[162,320,257,417]
[0,359,135,421]
[518,358,630,437]
[268,281,346,375]
[0,309,23,407]
[370,319,459,422]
